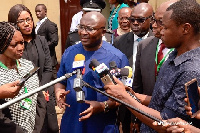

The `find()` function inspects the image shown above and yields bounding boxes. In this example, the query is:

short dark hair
[117,0,125,4]
[36,4,47,11]
[8,4,36,39]
[0,22,18,54]
[166,0,200,34]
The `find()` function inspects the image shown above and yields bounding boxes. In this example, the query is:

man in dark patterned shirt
[104,0,200,132]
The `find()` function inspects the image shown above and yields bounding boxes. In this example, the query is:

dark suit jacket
[113,31,153,129]
[114,30,153,67]
[133,36,159,96]
[37,18,58,67]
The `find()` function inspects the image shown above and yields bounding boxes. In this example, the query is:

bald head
[119,7,132,15]
[156,0,178,17]
[79,12,107,51]
[118,7,132,31]
[130,3,153,37]
[82,12,106,27]
[133,3,153,17]
[152,0,178,38]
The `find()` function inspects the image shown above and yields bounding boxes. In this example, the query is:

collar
[158,39,163,46]
[117,27,131,36]
[134,32,149,42]
[169,47,200,66]
[38,17,47,25]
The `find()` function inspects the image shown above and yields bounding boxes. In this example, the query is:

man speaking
[55,12,129,133]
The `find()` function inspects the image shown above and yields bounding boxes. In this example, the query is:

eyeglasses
[17,18,32,25]
[77,24,105,34]
[128,16,152,23]
[150,17,163,26]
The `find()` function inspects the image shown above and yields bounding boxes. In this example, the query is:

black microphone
[108,61,140,102]
[72,54,85,103]
[89,59,116,85]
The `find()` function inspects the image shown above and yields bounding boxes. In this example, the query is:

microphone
[89,59,116,85]
[108,61,139,102]
[72,54,85,103]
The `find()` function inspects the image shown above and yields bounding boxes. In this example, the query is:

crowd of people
[0,0,200,133]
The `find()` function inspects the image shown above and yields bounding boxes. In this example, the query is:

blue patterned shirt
[141,47,200,132]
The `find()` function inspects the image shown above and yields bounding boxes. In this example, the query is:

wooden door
[60,0,82,54]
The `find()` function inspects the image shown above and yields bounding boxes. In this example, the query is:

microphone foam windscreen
[124,66,133,78]
[109,61,117,69]
[74,54,85,61]
[120,68,129,77]
[89,59,100,69]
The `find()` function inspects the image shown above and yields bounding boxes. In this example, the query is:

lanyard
[155,42,174,73]
[0,60,19,69]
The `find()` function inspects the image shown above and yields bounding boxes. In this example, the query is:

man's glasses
[128,16,152,23]
[17,18,32,25]
[77,24,105,34]
[150,17,163,26]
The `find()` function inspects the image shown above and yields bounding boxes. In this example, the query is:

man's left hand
[79,100,104,121]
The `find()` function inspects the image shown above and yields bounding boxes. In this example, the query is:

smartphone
[18,67,40,86]
[101,74,115,85]
[185,78,200,117]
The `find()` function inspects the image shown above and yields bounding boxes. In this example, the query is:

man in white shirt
[70,0,106,32]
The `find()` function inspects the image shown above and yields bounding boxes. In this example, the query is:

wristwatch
[103,101,109,113]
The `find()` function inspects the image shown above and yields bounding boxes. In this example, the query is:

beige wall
[0,0,62,62]
[0,0,200,62]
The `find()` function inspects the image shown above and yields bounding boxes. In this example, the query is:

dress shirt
[35,17,47,34]
[140,47,200,132]
[70,11,83,32]
[132,33,149,76]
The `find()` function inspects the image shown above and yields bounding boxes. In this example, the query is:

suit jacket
[113,31,153,129]
[22,35,53,133]
[133,36,159,96]
[114,30,153,67]
[37,18,58,66]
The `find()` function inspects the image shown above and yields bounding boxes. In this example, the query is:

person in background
[125,0,137,8]
[0,21,39,133]
[70,0,106,32]
[35,4,59,133]
[114,3,153,72]
[35,4,58,80]
[112,7,132,37]
[105,0,200,132]
[113,4,153,132]
[108,0,128,30]
[8,4,56,133]
[133,0,177,100]
[65,0,114,49]
[55,12,129,133]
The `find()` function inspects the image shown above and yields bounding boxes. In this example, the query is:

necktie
[155,43,165,77]
[136,38,142,42]
[157,43,165,64]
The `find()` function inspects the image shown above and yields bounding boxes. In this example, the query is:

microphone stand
[0,71,76,110]
[82,80,162,123]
